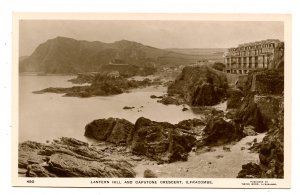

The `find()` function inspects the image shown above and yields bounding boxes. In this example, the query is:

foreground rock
[85,117,206,163]
[166,65,228,106]
[128,117,198,163]
[197,117,245,148]
[85,118,134,145]
[19,137,136,177]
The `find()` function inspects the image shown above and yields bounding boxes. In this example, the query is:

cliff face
[234,69,284,133]
[167,65,228,106]
[235,68,284,178]
[272,42,284,70]
[20,37,204,73]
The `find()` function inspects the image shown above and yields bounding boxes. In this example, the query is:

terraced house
[224,39,283,74]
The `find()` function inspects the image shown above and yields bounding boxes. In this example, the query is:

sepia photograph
[12,13,291,188]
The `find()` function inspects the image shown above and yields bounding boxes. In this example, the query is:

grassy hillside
[20,37,223,74]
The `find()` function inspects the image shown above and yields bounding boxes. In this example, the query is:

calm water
[19,75,202,143]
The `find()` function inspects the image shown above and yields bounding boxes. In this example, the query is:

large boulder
[197,117,245,148]
[127,117,197,162]
[85,118,134,145]
[167,65,228,106]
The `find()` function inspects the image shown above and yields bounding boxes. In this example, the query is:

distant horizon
[20,20,284,56]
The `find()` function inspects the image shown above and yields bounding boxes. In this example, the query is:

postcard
[12,13,291,188]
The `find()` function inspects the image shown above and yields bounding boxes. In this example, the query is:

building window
[255,56,258,68]
[243,57,247,68]
[249,57,252,68]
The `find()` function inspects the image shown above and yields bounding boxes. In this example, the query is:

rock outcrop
[85,118,134,145]
[34,74,154,97]
[157,95,183,105]
[226,88,244,109]
[197,117,245,148]
[167,66,228,106]
[237,96,284,178]
[127,117,197,162]
[233,69,284,133]
[19,137,136,177]
[84,117,206,163]
[234,95,267,133]
[245,69,284,95]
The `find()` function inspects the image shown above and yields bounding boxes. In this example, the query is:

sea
[19,75,202,143]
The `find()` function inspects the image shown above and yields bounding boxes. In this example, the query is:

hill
[166,48,226,62]
[19,37,213,74]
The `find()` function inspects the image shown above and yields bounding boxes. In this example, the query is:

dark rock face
[246,69,284,95]
[191,83,224,106]
[271,42,284,70]
[84,117,205,163]
[233,69,284,133]
[19,137,136,178]
[85,118,134,145]
[127,117,197,162]
[254,95,283,128]
[226,88,244,109]
[259,101,284,178]
[237,163,262,178]
[237,99,284,178]
[197,117,245,148]
[235,95,267,133]
[167,66,228,106]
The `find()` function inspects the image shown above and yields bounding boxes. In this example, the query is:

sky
[19,20,284,56]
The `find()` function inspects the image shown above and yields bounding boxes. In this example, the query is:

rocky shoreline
[23,64,284,178]
[19,137,136,177]
[19,108,263,178]
[33,74,162,97]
